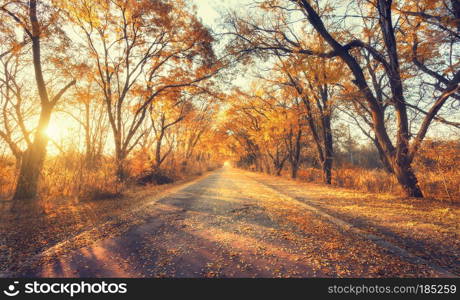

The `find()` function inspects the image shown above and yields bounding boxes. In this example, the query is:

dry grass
[0,159,16,200]
[0,153,221,202]
[296,166,460,202]
[298,168,400,195]
[40,160,125,201]
[289,140,460,202]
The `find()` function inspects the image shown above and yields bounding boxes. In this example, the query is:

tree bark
[372,137,394,174]
[320,112,333,184]
[291,163,299,179]
[288,127,302,179]
[392,158,423,198]
[154,134,164,170]
[285,67,335,185]
[115,147,127,180]
[274,153,287,176]
[452,0,460,32]
[321,158,332,184]
[13,106,51,200]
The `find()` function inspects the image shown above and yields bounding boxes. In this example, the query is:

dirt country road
[20,167,457,278]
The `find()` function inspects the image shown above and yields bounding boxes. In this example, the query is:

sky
[193,0,253,28]
[193,0,222,27]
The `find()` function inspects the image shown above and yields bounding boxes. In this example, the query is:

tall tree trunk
[299,90,334,185]
[391,156,423,198]
[254,155,262,172]
[115,146,127,180]
[13,0,50,201]
[13,106,51,200]
[297,0,425,197]
[14,155,23,171]
[263,155,272,174]
[377,0,423,198]
[289,128,302,179]
[276,168,283,176]
[321,114,334,184]
[154,129,165,171]
[321,159,332,184]
[373,137,394,174]
[83,101,97,169]
[452,0,460,32]
[275,155,287,176]
[291,162,299,179]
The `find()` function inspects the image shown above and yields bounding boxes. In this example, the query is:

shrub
[0,158,16,200]
[137,169,175,185]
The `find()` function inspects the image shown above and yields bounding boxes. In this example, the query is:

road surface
[20,167,454,277]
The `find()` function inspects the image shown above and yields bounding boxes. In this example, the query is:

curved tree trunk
[12,0,75,202]
[13,1,52,201]
[373,137,394,174]
[392,157,423,198]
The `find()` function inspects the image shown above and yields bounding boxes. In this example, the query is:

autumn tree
[66,0,219,179]
[58,77,109,168]
[226,0,460,197]
[149,95,190,171]
[271,46,344,183]
[257,105,290,176]
[0,50,36,169]
[1,0,76,201]
[224,93,266,172]
[224,83,308,178]
[178,98,220,170]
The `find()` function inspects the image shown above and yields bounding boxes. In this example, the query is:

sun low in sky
[45,124,64,142]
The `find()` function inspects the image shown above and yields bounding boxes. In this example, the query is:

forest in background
[0,0,230,209]
[0,0,459,211]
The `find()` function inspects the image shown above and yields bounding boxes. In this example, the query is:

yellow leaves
[61,0,101,26]
[362,27,375,39]
[417,0,442,11]
[9,41,25,55]
[255,88,265,98]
